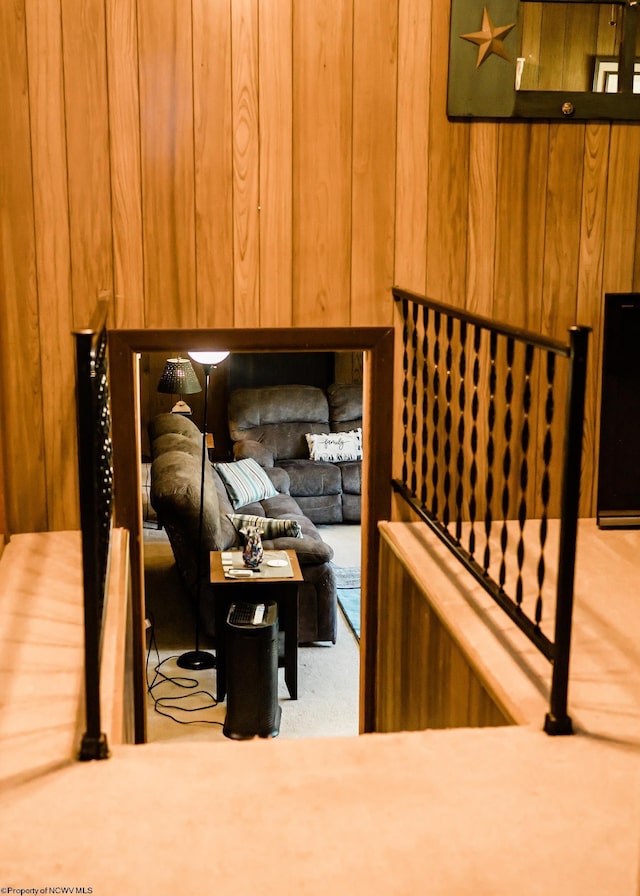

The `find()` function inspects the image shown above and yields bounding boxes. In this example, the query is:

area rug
[333,564,360,641]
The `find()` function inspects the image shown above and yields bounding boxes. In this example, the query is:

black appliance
[597,293,640,527]
[223,601,281,739]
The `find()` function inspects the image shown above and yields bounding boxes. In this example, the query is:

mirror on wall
[448,0,640,120]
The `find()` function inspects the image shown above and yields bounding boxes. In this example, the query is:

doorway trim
[109,326,394,742]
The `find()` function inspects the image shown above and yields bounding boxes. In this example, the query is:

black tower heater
[223,601,281,740]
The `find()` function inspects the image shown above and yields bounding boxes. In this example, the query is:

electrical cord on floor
[146,613,224,728]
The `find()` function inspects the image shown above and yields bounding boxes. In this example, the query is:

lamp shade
[157,357,202,395]
[188,350,230,367]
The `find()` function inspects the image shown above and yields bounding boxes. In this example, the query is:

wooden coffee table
[209,549,303,702]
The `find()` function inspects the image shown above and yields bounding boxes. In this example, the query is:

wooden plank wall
[376,523,514,731]
[1,0,640,534]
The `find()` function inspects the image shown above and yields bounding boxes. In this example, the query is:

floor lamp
[177,349,230,671]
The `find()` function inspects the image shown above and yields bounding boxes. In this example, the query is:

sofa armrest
[233,438,275,467]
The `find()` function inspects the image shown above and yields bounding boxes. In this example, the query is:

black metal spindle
[401,299,410,487]
[411,302,419,495]
[391,288,589,736]
[431,312,442,517]
[74,306,111,762]
[483,331,497,574]
[443,316,454,528]
[421,306,430,507]
[468,325,481,558]
[455,320,467,542]
[545,327,590,736]
[515,344,534,609]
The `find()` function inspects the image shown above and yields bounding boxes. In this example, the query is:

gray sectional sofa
[148,412,338,644]
[227,382,362,524]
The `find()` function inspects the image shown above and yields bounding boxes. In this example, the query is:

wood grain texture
[376,525,516,732]
[425,0,469,302]
[576,124,610,515]
[192,0,234,327]
[541,125,584,338]
[232,0,260,326]
[138,0,196,327]
[61,0,113,328]
[603,125,640,293]
[4,0,640,532]
[25,0,79,530]
[106,0,145,328]
[259,0,293,327]
[466,124,498,316]
[292,0,352,325]
[0,0,47,533]
[350,0,397,326]
[494,123,548,330]
[394,0,430,293]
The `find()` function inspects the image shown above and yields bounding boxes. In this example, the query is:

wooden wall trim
[109,326,394,739]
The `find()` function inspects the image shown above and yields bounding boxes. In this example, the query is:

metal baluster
[537,350,555,625]
[443,316,454,528]
[499,337,515,590]
[468,325,481,558]
[401,299,410,487]
[483,331,497,574]
[455,319,467,542]
[411,302,419,496]
[515,344,534,610]
[431,311,442,517]
[421,306,430,508]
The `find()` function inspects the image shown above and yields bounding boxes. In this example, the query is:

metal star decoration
[460,7,516,68]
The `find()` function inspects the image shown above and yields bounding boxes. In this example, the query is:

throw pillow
[228,513,303,539]
[306,428,362,462]
[214,457,278,509]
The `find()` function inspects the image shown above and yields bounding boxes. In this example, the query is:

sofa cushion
[214,458,278,509]
[328,382,363,432]
[339,460,362,495]
[294,495,343,526]
[278,459,342,496]
[228,385,330,461]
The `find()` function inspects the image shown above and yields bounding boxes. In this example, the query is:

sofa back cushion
[228,384,330,461]
[327,382,363,432]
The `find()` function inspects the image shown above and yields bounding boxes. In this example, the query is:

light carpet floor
[143,532,360,742]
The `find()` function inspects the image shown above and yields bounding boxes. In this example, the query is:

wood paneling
[61,0,113,327]
[394,0,430,295]
[232,0,260,325]
[138,0,196,328]
[0,0,47,534]
[193,0,234,327]
[426,0,469,301]
[25,0,78,530]
[2,0,640,537]
[350,0,397,326]
[292,0,352,325]
[258,0,293,327]
[106,0,145,328]
[376,524,514,732]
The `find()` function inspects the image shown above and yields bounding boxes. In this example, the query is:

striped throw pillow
[214,458,278,509]
[228,513,303,539]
